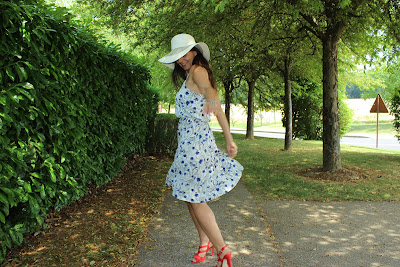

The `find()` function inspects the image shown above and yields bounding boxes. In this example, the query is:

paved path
[136,182,281,266]
[260,200,400,266]
[136,182,400,266]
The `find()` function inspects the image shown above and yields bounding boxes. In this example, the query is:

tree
[384,57,400,141]
[218,1,275,139]
[83,0,400,167]
[268,3,322,150]
[283,0,387,171]
[84,0,281,139]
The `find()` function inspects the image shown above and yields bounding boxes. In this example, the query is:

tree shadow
[259,200,400,266]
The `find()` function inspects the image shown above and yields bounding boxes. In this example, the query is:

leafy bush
[283,78,353,140]
[338,96,354,138]
[282,78,323,140]
[0,1,156,261]
[146,113,179,157]
[390,90,400,141]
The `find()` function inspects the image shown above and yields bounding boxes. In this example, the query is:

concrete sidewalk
[259,200,400,266]
[135,182,281,266]
[136,182,400,266]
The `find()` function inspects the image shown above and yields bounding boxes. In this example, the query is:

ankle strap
[198,240,211,250]
[217,245,227,256]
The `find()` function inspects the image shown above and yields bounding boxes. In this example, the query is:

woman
[159,33,243,267]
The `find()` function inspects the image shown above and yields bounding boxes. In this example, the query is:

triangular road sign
[370,94,389,113]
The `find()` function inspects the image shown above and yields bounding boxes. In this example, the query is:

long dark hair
[172,47,217,90]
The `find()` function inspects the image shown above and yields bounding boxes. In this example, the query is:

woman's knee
[189,202,208,212]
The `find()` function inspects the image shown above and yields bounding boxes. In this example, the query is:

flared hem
[166,181,240,203]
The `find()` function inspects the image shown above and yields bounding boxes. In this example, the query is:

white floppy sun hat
[158,33,210,69]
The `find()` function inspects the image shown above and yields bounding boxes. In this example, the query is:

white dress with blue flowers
[166,79,243,203]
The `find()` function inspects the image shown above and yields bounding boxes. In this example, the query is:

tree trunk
[224,81,232,126]
[246,79,256,139]
[322,35,341,171]
[283,56,293,151]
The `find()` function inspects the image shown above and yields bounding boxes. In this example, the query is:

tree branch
[299,13,323,39]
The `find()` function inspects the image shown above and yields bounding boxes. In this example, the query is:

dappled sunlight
[23,246,47,256]
[106,188,123,193]
[236,208,252,217]
[387,230,400,238]
[260,200,400,266]
[283,241,294,247]
[137,183,281,266]
[104,210,114,216]
[85,243,99,251]
[245,226,260,232]
[70,233,80,240]
[236,248,252,255]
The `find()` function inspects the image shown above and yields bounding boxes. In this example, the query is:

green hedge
[0,1,156,261]
[146,113,179,157]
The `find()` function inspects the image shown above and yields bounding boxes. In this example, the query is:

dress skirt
[166,117,243,203]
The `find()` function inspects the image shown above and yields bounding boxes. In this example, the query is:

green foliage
[338,96,354,138]
[0,0,155,262]
[284,78,323,140]
[346,83,363,98]
[283,78,353,140]
[146,113,179,157]
[390,91,400,141]
[383,58,400,142]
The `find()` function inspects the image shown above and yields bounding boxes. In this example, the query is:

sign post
[369,94,389,148]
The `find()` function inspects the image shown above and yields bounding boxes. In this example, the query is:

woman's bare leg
[187,202,210,245]
[187,202,231,263]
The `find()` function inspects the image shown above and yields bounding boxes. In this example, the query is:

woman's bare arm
[192,67,238,158]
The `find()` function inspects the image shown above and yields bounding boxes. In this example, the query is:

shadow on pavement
[136,181,400,266]
[136,182,281,266]
[258,200,400,266]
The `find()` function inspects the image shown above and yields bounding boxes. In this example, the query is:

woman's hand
[203,100,219,116]
[227,142,238,159]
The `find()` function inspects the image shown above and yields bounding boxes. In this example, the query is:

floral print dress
[166,79,243,203]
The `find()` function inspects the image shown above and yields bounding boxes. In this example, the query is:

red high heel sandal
[216,246,232,267]
[191,240,214,263]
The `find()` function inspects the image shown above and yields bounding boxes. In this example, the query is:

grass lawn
[213,132,400,201]
[347,121,397,135]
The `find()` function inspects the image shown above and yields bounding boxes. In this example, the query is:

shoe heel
[224,253,232,267]
[216,246,232,267]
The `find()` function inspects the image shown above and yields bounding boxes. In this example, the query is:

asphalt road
[212,128,400,151]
